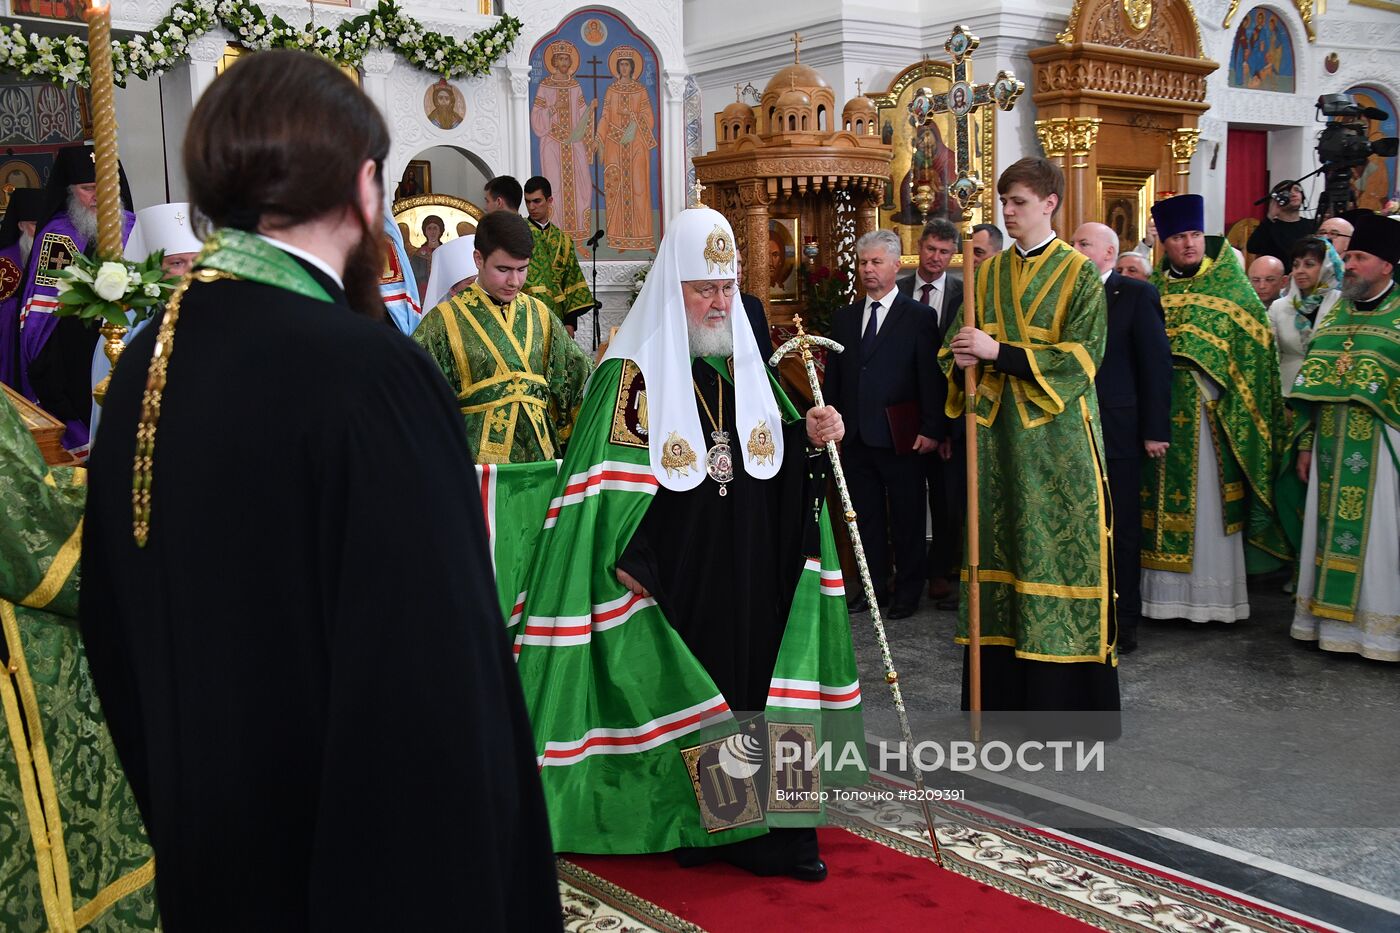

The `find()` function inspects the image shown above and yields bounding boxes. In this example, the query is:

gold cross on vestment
[488,410,511,434]
[1172,410,1191,428]
[1169,490,1188,507]
[49,251,72,271]
[908,25,1025,223]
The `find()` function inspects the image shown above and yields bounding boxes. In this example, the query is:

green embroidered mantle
[1145,236,1290,572]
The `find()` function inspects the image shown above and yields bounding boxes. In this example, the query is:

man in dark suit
[824,229,941,618]
[898,217,964,604]
[737,251,775,361]
[1070,222,1173,653]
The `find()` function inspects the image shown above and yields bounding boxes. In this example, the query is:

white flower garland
[0,0,521,85]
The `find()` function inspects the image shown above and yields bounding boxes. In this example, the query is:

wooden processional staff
[909,26,1024,740]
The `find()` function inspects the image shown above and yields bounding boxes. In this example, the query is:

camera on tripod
[1310,93,1399,218]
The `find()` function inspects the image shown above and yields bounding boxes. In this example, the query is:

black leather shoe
[847,595,869,614]
[886,602,916,620]
[788,857,828,882]
[1118,638,1138,655]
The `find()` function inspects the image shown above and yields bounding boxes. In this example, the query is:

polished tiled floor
[848,576,1400,932]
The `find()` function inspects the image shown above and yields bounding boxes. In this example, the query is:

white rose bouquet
[49,251,178,326]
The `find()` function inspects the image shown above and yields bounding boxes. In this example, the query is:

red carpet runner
[569,826,1096,932]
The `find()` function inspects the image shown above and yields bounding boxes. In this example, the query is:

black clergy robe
[81,256,562,931]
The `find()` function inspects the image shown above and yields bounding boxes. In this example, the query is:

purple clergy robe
[18,210,134,452]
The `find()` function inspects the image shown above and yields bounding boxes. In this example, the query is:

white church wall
[86,0,689,338]
[685,0,1072,234]
[1192,0,1400,233]
[504,0,688,336]
[112,74,168,209]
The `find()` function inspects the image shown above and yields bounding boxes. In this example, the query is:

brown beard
[342,220,386,322]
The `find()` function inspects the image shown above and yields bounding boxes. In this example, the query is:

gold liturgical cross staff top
[909,25,1024,223]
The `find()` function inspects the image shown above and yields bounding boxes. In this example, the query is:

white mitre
[422,234,477,310]
[123,202,202,261]
[601,206,784,491]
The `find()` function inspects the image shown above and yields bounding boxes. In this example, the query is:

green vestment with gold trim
[1145,237,1290,573]
[941,240,1114,662]
[0,394,158,931]
[1279,286,1400,624]
[413,282,593,464]
[526,221,595,321]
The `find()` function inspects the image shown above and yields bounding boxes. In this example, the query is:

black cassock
[618,359,828,874]
[81,257,561,931]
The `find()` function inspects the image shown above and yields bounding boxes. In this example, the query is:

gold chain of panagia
[132,268,232,547]
[692,376,723,434]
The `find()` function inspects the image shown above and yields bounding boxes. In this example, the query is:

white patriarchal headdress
[602,206,784,491]
[422,234,477,310]
[122,202,202,261]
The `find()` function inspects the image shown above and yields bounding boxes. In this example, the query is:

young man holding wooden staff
[944,157,1121,724]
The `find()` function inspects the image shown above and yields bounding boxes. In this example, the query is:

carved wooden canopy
[1030,0,1218,115]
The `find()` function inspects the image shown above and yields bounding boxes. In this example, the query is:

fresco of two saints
[529,16,661,258]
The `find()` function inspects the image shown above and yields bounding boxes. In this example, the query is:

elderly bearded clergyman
[512,202,867,882]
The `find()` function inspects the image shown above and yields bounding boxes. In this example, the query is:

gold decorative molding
[1222,0,1242,29]
[1293,0,1318,41]
[1350,0,1399,11]
[1036,117,1072,158]
[1123,0,1153,31]
[1068,117,1102,168]
[1170,127,1201,177]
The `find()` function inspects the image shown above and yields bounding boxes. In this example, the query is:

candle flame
[89,0,111,10]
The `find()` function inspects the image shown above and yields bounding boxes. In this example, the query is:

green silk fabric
[0,394,158,931]
[526,221,595,320]
[941,240,1114,662]
[196,228,333,303]
[514,357,865,853]
[1279,287,1400,621]
[413,283,593,464]
[1145,236,1290,573]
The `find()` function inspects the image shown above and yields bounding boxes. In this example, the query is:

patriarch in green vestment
[413,210,593,464]
[524,175,596,332]
[944,157,1119,714]
[512,203,864,881]
[1281,212,1400,662]
[1141,194,1289,625]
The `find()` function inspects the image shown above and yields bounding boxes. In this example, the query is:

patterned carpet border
[831,773,1332,933]
[558,857,706,933]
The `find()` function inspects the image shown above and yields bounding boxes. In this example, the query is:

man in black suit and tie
[897,217,964,605]
[823,229,941,618]
[1070,222,1173,653]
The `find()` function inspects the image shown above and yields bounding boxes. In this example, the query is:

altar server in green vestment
[1283,213,1400,662]
[945,157,1119,713]
[1141,194,1289,624]
[524,175,596,334]
[414,209,593,463]
[0,393,159,930]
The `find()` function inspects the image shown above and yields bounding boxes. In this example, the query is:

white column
[664,72,688,216]
[508,65,533,182]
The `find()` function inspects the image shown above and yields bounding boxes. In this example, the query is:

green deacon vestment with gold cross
[940,239,1115,663]
[1145,237,1290,574]
[413,282,593,464]
[0,394,159,930]
[1278,285,1400,657]
[526,220,595,323]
